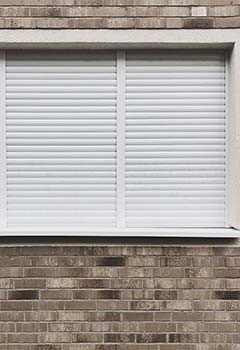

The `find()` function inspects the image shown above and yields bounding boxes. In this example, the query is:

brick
[8,290,39,300]
[88,312,121,322]
[25,311,57,321]
[215,16,240,27]
[46,278,78,289]
[183,17,214,28]
[79,279,111,289]
[123,312,153,321]
[32,346,62,350]
[191,6,207,16]
[73,290,89,299]
[41,290,72,300]
[16,322,47,332]
[91,290,121,299]
[136,334,167,343]
[122,289,154,300]
[104,333,135,343]
[15,279,46,289]
[96,257,126,266]
[0,301,33,311]
[73,333,103,343]
[214,290,240,300]
[169,333,200,343]
[208,5,240,16]
[128,257,156,267]
[155,312,171,321]
[7,333,38,343]
[24,268,54,277]
[155,290,177,300]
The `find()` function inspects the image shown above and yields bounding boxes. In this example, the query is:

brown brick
[169,333,200,343]
[155,290,178,300]
[214,290,240,300]
[96,257,126,266]
[8,290,39,300]
[32,346,62,350]
[15,279,46,289]
[24,268,54,277]
[73,333,103,343]
[104,333,135,343]
[88,312,121,322]
[91,290,121,299]
[41,290,72,300]
[136,334,167,343]
[79,279,111,289]
[16,322,47,332]
[183,17,214,28]
[123,312,153,321]
[73,290,89,299]
[1,301,33,311]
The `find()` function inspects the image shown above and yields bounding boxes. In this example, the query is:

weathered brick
[72,333,103,343]
[96,257,126,266]
[123,312,153,321]
[41,290,72,300]
[104,333,135,343]
[154,290,178,300]
[183,17,214,28]
[169,333,200,343]
[91,290,121,299]
[8,290,39,300]
[136,334,167,343]
[88,312,121,322]
[46,278,78,289]
[214,290,240,300]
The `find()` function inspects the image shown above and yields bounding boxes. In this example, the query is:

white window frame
[0,29,239,237]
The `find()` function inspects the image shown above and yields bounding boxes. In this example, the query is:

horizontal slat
[7,79,117,86]
[7,67,116,73]
[7,191,116,197]
[7,113,116,119]
[126,79,224,86]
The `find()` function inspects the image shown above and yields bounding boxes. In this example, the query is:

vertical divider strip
[224,50,229,227]
[0,51,6,229]
[116,50,126,228]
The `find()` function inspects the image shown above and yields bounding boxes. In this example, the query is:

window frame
[0,29,238,237]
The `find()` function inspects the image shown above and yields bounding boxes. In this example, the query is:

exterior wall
[1,1,240,29]
[0,243,240,349]
[1,1,240,349]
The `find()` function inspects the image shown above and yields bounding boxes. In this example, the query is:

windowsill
[0,227,238,237]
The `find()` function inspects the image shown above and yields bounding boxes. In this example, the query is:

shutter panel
[6,51,117,227]
[125,51,226,227]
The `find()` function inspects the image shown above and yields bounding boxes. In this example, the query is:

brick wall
[1,0,240,29]
[0,244,240,349]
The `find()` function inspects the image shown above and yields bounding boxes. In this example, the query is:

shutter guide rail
[0,51,6,229]
[116,50,126,228]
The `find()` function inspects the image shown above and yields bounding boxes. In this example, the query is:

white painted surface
[0,52,6,228]
[125,50,226,227]
[6,51,117,227]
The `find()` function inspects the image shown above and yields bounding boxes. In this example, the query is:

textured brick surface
[0,1,239,28]
[0,244,240,348]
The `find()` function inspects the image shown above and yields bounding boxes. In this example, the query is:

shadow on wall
[0,236,238,246]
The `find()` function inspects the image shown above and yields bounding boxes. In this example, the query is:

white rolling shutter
[1,49,226,230]
[125,50,226,227]
[6,51,117,227]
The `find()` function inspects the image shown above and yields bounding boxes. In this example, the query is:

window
[0,49,229,232]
